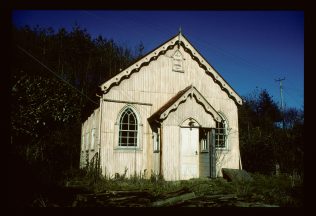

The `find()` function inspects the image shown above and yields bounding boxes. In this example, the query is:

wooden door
[180,127,199,179]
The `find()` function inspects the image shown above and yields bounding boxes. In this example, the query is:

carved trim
[159,86,222,122]
[179,36,242,105]
[100,33,242,105]
[180,117,200,127]
[100,35,179,92]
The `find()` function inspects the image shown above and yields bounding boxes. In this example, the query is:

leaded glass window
[119,108,138,147]
[215,120,227,149]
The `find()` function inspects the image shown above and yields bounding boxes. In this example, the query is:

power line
[16,44,98,105]
[283,90,303,109]
[284,85,304,97]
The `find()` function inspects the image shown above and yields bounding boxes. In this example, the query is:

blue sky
[12,10,304,110]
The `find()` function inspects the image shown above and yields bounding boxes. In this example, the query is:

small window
[153,132,160,153]
[119,108,138,147]
[85,133,89,151]
[90,128,96,150]
[81,135,85,151]
[200,129,209,152]
[215,120,227,149]
[201,139,208,152]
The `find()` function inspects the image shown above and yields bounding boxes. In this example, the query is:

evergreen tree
[239,88,303,176]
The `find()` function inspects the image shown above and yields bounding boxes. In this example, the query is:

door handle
[195,150,198,155]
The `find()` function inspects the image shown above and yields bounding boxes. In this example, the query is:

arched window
[119,107,138,147]
[215,114,228,149]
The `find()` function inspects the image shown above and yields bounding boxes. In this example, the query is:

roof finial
[179,26,182,34]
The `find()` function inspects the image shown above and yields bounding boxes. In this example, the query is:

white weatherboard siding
[160,95,215,180]
[81,33,242,180]
[98,101,152,178]
[161,125,180,181]
[80,108,100,168]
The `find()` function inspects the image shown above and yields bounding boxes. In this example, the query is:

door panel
[180,128,199,179]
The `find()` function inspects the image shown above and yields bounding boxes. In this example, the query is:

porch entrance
[180,125,216,180]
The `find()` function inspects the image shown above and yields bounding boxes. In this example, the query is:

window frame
[85,132,90,151]
[117,106,140,148]
[90,128,96,150]
[153,132,160,153]
[199,129,209,153]
[200,138,209,152]
[215,113,229,150]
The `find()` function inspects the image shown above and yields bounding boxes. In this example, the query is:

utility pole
[275,77,285,128]
[274,77,285,175]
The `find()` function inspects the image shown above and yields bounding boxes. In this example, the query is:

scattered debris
[70,188,279,207]
[72,190,154,207]
[151,192,196,207]
[35,177,285,207]
[234,201,279,207]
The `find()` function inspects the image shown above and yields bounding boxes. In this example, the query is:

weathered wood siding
[161,96,216,180]
[152,152,160,176]
[99,101,153,178]
[80,108,100,168]
[82,40,241,180]
[161,125,180,181]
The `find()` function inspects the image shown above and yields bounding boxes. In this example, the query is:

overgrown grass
[65,169,303,207]
[213,172,303,207]
[245,173,303,207]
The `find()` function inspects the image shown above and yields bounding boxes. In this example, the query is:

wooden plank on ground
[151,192,196,207]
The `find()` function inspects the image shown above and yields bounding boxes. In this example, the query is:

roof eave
[100,33,243,105]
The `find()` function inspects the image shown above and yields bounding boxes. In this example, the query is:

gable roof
[148,85,222,124]
[100,33,243,105]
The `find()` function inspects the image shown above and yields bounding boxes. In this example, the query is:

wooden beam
[103,99,152,106]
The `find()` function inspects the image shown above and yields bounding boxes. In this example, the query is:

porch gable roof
[148,85,222,124]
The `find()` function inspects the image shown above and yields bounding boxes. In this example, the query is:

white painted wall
[81,38,241,180]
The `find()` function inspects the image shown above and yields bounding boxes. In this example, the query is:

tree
[273,108,304,175]
[135,41,145,58]
[11,25,140,204]
[238,88,303,175]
